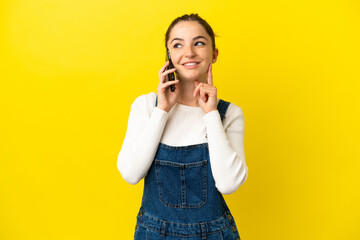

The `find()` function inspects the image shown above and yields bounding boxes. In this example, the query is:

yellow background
[1,0,359,239]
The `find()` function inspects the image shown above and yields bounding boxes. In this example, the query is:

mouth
[182,61,200,69]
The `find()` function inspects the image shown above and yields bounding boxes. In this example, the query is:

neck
[176,75,207,107]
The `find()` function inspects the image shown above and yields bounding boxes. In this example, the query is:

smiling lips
[182,61,200,69]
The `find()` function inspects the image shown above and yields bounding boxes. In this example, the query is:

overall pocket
[155,159,208,208]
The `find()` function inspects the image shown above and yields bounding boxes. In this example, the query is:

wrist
[157,104,170,113]
[204,108,217,114]
[203,110,221,126]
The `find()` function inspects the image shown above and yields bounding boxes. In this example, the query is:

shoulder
[227,102,244,119]
[221,100,245,130]
[131,92,157,109]
[130,92,157,117]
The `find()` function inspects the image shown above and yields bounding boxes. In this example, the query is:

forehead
[169,21,210,40]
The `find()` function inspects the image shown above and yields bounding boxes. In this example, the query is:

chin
[180,76,201,82]
[178,72,207,82]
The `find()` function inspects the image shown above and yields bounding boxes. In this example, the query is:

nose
[184,45,196,58]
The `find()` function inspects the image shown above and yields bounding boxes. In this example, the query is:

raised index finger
[207,64,213,86]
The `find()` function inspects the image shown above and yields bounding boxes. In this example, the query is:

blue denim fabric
[135,99,241,239]
[135,207,240,239]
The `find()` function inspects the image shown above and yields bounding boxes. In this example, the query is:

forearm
[117,107,168,184]
[204,110,248,195]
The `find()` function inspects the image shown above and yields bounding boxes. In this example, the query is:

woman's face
[167,21,218,82]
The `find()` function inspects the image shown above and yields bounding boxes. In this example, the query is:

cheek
[201,50,212,61]
[172,54,182,65]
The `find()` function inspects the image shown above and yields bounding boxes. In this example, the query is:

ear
[212,48,219,63]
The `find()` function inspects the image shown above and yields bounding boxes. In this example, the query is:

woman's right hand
[157,61,180,112]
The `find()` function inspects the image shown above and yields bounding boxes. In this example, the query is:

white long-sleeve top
[117,92,248,195]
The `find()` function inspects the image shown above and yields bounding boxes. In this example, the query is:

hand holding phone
[157,60,179,112]
[167,48,176,92]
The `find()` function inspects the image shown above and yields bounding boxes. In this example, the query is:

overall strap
[217,99,230,122]
[155,96,230,122]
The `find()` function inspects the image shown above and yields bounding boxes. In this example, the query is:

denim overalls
[134,99,241,240]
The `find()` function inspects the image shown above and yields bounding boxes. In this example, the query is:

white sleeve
[117,93,168,185]
[203,104,248,195]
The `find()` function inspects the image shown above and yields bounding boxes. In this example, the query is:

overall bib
[134,99,241,240]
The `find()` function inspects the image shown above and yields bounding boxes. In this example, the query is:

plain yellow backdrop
[1,0,359,239]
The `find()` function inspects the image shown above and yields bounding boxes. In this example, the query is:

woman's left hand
[193,64,217,114]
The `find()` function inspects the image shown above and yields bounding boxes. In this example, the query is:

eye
[173,43,182,48]
[195,41,205,46]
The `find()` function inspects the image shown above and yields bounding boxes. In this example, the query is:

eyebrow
[170,36,208,44]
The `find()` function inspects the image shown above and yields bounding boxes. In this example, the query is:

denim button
[135,224,138,230]
[232,226,236,232]
[139,211,142,217]
[227,214,232,220]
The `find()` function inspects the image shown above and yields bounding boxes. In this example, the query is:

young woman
[118,13,248,240]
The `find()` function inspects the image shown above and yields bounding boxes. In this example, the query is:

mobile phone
[166,48,176,92]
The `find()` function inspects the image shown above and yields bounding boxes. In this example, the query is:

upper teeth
[184,62,198,66]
